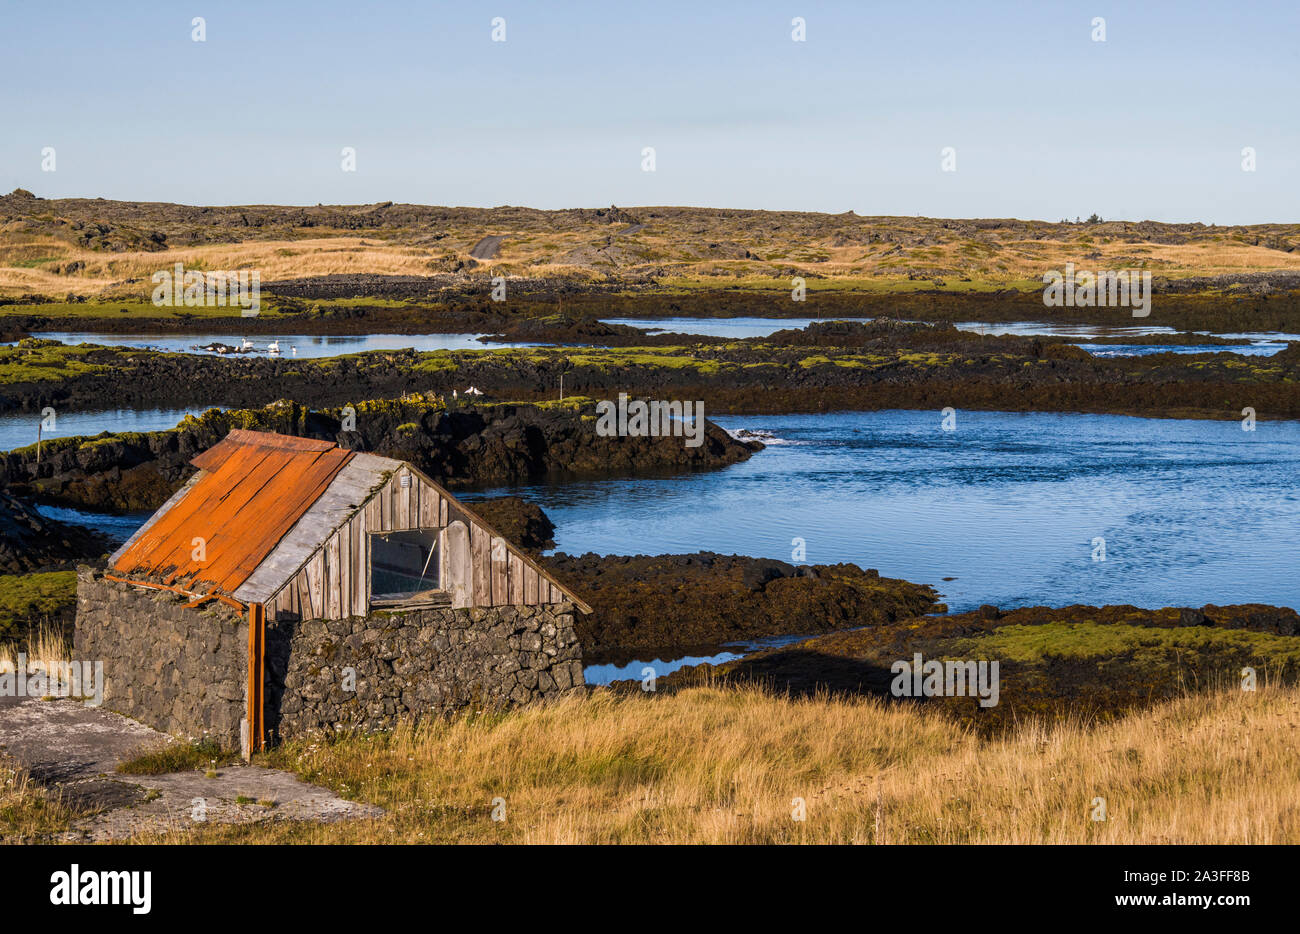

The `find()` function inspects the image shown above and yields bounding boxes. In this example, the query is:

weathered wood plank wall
[266,466,570,621]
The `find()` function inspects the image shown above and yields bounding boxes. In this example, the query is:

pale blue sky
[1,0,1295,223]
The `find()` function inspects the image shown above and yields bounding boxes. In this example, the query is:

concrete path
[0,696,382,841]
[469,235,505,259]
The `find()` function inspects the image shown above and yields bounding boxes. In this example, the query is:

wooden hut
[76,430,589,752]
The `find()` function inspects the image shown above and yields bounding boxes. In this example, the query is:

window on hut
[369,530,441,605]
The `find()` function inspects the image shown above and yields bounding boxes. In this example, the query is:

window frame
[366,526,446,609]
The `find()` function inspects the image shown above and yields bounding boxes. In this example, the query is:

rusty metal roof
[232,450,400,604]
[111,429,354,596]
[110,428,591,614]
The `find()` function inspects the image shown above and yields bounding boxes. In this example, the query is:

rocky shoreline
[649,601,1300,733]
[0,490,109,574]
[0,397,760,512]
[540,552,942,662]
[4,321,1298,420]
[7,278,1300,337]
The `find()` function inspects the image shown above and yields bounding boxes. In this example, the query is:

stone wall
[267,602,585,739]
[73,569,248,748]
[74,569,586,748]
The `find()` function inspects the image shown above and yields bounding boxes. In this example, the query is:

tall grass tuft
[0,623,69,674]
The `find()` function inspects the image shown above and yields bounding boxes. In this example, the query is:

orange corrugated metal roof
[112,429,354,596]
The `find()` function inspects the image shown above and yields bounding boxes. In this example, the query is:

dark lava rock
[478,312,653,345]
[1200,604,1300,636]
[542,551,941,659]
[0,398,762,513]
[0,490,109,573]
[978,604,1001,621]
[742,558,798,592]
[466,496,555,551]
[1179,607,1209,626]
[659,601,1300,735]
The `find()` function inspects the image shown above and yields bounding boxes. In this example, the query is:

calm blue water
[601,316,873,338]
[20,323,1293,359]
[0,407,216,453]
[25,332,540,358]
[1208,331,1300,342]
[27,407,1300,682]
[952,322,1289,355]
[606,317,1183,340]
[472,411,1300,615]
[36,504,150,543]
[602,317,1289,356]
[583,651,747,685]
[16,407,1299,616]
[582,632,822,685]
[955,322,1181,338]
[1079,343,1287,357]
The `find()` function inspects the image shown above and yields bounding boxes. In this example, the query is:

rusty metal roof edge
[189,428,339,471]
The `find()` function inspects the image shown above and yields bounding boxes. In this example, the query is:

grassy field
[686,605,1300,735]
[0,572,76,644]
[0,299,284,320]
[4,191,1300,301]
[89,679,1300,844]
[2,590,1296,843]
[0,236,448,301]
[0,758,77,841]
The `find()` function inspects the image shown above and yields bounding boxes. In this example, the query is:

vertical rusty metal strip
[247,603,266,752]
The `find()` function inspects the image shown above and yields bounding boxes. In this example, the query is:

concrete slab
[0,696,382,841]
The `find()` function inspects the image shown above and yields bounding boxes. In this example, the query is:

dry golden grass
[5,218,1300,300]
[0,623,69,674]
[0,760,78,843]
[131,679,1300,845]
[0,236,447,299]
